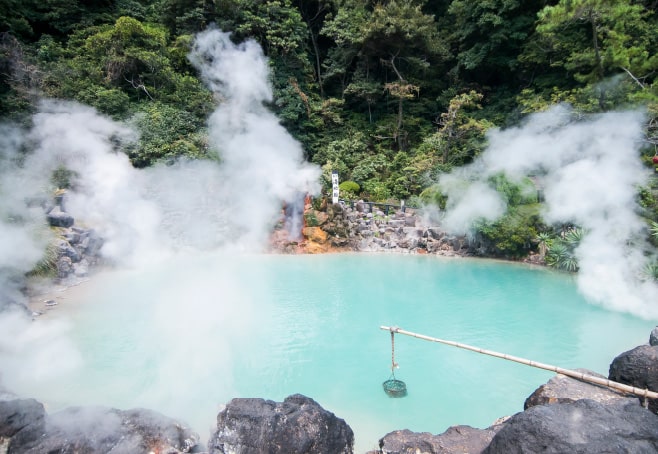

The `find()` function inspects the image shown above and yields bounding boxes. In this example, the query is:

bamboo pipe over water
[380,325,658,400]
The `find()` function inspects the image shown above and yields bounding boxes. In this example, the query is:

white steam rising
[189,28,321,246]
[439,105,658,319]
[0,28,320,402]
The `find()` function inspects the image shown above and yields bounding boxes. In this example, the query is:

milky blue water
[43,253,654,452]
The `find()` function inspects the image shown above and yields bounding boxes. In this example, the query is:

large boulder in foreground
[608,344,658,413]
[208,394,354,454]
[376,425,502,454]
[0,399,46,449]
[524,369,627,410]
[0,399,200,453]
[483,398,658,454]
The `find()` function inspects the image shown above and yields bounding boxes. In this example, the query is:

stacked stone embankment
[294,200,472,256]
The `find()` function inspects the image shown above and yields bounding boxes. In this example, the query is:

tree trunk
[308,25,324,98]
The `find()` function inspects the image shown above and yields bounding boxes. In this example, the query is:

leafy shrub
[473,206,542,258]
[361,179,389,202]
[488,173,539,206]
[128,103,207,166]
[474,217,538,258]
[540,226,584,272]
[339,180,360,199]
[419,184,448,210]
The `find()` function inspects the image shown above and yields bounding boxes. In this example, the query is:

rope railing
[380,325,658,400]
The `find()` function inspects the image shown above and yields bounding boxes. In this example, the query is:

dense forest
[2,0,658,266]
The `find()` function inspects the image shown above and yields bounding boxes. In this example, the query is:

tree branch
[620,67,646,89]
[125,75,154,100]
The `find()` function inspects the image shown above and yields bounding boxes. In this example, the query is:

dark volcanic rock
[609,344,658,413]
[57,239,81,262]
[650,326,658,346]
[208,394,354,454]
[1,403,200,454]
[483,398,658,454]
[46,207,74,228]
[524,370,627,410]
[0,399,46,449]
[378,425,501,454]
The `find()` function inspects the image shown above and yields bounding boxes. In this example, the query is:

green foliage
[361,179,390,202]
[448,0,543,86]
[431,90,493,166]
[36,17,214,121]
[77,87,132,119]
[82,17,171,96]
[528,0,658,112]
[650,221,658,239]
[156,0,212,35]
[338,180,360,199]
[51,166,76,189]
[27,235,59,278]
[541,227,584,272]
[488,173,538,206]
[537,0,648,83]
[474,208,540,258]
[304,211,319,227]
[419,184,448,209]
[128,102,209,166]
[233,0,307,57]
[641,262,658,281]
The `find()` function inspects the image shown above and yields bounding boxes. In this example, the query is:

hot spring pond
[28,253,656,452]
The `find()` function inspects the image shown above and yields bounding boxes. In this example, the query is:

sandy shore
[25,275,96,319]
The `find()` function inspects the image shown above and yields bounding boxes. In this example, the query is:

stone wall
[299,201,472,256]
[45,196,104,283]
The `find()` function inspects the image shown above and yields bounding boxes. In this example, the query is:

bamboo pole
[380,325,658,400]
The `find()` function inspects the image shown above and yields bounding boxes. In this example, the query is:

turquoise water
[42,253,655,452]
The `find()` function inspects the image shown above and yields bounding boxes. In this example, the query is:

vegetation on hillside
[2,0,658,266]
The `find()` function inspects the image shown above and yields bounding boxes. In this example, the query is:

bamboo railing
[380,325,658,400]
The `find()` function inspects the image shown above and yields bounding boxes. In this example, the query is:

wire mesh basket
[383,378,407,398]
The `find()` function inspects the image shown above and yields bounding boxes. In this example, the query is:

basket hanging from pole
[383,328,407,397]
[383,376,407,397]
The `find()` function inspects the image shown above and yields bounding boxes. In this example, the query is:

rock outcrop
[0,399,200,453]
[290,201,472,257]
[609,344,658,413]
[524,369,628,409]
[483,398,658,454]
[41,193,105,283]
[0,398,45,451]
[208,394,354,454]
[54,226,104,282]
[46,206,74,228]
[376,425,502,454]
[651,326,658,346]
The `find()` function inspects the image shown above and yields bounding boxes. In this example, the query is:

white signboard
[331,171,339,204]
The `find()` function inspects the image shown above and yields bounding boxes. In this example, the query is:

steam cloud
[0,29,320,402]
[438,105,658,319]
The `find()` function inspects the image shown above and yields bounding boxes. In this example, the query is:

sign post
[331,171,339,204]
